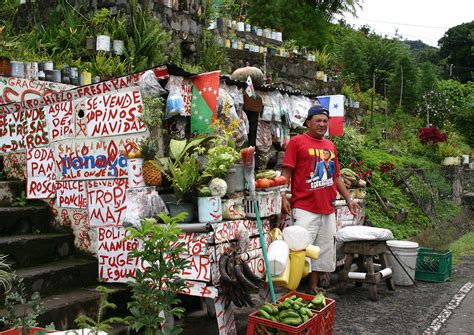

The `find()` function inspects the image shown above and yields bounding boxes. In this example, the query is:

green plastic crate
[415,247,452,282]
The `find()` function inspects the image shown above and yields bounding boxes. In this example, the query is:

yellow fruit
[143,160,162,186]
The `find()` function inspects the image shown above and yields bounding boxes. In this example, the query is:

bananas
[218,252,265,308]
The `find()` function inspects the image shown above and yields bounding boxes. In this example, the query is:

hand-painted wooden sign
[212,219,271,244]
[85,88,146,137]
[87,179,128,227]
[97,226,144,283]
[45,101,75,141]
[174,232,211,256]
[0,67,169,115]
[179,280,218,298]
[0,107,49,152]
[26,148,56,199]
[55,181,87,209]
[55,134,146,180]
[180,255,211,282]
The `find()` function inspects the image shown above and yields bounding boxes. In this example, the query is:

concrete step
[15,257,98,297]
[0,285,131,331]
[0,181,24,206]
[0,233,75,269]
[0,206,53,235]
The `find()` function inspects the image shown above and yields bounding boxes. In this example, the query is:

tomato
[255,179,261,188]
[258,178,271,188]
[267,179,276,187]
[274,176,288,186]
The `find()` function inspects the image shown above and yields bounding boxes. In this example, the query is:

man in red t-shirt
[281,105,360,293]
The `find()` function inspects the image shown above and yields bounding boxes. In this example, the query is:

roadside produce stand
[0,64,365,334]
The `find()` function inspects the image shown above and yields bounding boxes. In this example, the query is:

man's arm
[336,176,361,216]
[280,166,292,215]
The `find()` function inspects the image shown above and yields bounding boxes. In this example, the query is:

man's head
[305,105,329,138]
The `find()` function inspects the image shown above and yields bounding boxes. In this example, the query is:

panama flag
[245,75,256,99]
[317,94,345,136]
[190,71,220,134]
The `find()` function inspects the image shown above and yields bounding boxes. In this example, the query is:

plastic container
[267,240,289,276]
[198,196,222,223]
[386,240,419,286]
[415,248,452,282]
[247,293,332,335]
[277,292,336,335]
[244,188,282,218]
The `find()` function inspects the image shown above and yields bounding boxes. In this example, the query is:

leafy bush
[417,127,447,145]
[331,126,365,167]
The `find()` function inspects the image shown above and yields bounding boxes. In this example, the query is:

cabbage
[209,178,227,197]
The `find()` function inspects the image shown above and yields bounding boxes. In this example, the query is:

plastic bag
[282,225,312,251]
[336,226,394,242]
[165,76,185,119]
[256,119,272,153]
[137,69,167,97]
[123,187,168,228]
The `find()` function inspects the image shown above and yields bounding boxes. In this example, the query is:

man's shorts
[292,208,336,273]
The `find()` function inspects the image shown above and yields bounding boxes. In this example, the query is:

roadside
[178,254,474,334]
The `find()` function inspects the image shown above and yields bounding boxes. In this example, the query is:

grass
[449,231,474,265]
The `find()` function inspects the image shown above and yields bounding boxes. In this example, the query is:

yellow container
[284,250,306,291]
[268,258,291,287]
[305,245,320,260]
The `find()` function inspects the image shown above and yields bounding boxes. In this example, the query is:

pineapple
[139,139,162,186]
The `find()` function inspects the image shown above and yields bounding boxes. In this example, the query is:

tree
[419,62,438,94]
[388,53,420,112]
[438,21,474,83]
[340,38,369,89]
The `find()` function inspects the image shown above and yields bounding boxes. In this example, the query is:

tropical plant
[74,286,128,335]
[166,153,201,200]
[0,273,45,335]
[123,0,170,73]
[200,30,228,71]
[0,254,11,293]
[125,213,190,335]
[108,11,127,41]
[91,8,111,35]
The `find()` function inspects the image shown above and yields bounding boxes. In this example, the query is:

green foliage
[125,215,189,335]
[0,254,11,293]
[91,8,111,35]
[0,273,44,334]
[92,52,127,78]
[388,52,420,112]
[12,191,27,207]
[438,21,474,83]
[201,145,240,180]
[330,126,365,167]
[166,154,201,200]
[140,95,165,129]
[123,0,170,73]
[75,286,128,334]
[200,30,228,71]
[450,232,474,265]
[340,38,368,89]
[246,0,333,50]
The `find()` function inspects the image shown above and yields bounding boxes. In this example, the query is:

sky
[337,0,474,47]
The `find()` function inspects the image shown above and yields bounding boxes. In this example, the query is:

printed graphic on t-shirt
[306,148,335,190]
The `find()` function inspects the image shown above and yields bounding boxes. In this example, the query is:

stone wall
[14,0,340,94]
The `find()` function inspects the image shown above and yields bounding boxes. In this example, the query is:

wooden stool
[337,240,395,301]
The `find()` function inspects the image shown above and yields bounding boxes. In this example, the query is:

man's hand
[281,194,291,215]
[348,200,361,217]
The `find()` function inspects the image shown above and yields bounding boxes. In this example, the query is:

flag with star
[317,94,345,136]
[190,71,220,134]
[245,75,256,99]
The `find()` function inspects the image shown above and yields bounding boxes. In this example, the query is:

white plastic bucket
[387,240,419,286]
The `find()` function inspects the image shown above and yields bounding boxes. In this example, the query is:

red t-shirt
[282,133,340,214]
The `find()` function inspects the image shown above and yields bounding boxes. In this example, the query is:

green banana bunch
[255,169,277,179]
[307,291,326,311]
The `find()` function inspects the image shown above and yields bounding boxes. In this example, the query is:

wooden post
[399,65,404,109]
